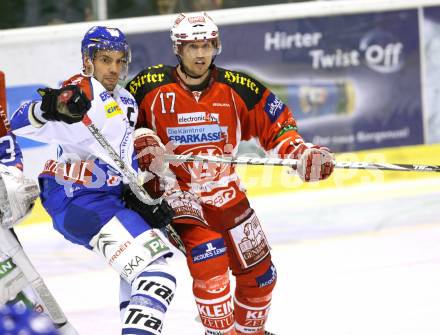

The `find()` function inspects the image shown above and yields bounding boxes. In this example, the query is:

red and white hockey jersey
[127,64,304,208]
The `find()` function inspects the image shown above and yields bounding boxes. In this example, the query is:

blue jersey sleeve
[0,132,24,169]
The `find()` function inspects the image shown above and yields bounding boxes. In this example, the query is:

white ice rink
[14,177,440,335]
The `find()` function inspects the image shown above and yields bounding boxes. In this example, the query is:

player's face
[180,40,215,77]
[92,50,127,91]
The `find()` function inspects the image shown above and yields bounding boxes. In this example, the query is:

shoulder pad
[217,68,266,111]
[126,64,174,103]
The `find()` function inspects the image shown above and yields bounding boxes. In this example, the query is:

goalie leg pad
[0,251,47,316]
[0,252,28,305]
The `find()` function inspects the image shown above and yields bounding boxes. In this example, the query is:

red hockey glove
[296,147,334,182]
[284,139,334,182]
[134,128,168,198]
[133,128,166,174]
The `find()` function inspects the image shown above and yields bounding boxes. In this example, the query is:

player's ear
[83,56,94,76]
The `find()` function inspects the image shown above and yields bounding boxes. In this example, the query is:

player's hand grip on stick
[134,128,168,199]
[81,115,186,254]
[295,147,334,182]
[279,139,335,182]
[81,115,157,205]
[134,128,167,175]
[37,85,91,124]
[123,185,174,229]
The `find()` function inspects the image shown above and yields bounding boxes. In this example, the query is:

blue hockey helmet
[81,26,131,62]
[0,305,59,335]
[81,26,131,79]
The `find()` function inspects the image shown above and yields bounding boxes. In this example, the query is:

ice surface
[14,177,440,335]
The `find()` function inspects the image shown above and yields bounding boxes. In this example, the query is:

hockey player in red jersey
[127,12,334,335]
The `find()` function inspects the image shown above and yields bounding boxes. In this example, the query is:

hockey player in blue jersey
[9,26,176,335]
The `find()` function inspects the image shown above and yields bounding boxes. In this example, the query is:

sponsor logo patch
[95,233,117,257]
[177,112,219,125]
[189,15,206,24]
[99,91,111,102]
[120,96,136,106]
[108,241,131,265]
[212,102,230,107]
[166,125,226,145]
[124,307,163,331]
[191,238,227,263]
[179,145,229,182]
[174,13,185,26]
[0,258,16,278]
[128,71,165,94]
[137,279,174,306]
[196,297,234,328]
[256,263,277,288]
[104,101,123,118]
[224,71,260,94]
[144,236,170,257]
[202,186,236,207]
[264,93,285,123]
[229,213,270,269]
[121,255,145,279]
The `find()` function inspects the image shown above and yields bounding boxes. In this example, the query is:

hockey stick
[164,154,440,173]
[0,71,11,136]
[82,115,157,205]
[81,115,186,254]
[0,227,78,334]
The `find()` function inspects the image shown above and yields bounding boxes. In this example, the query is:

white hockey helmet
[170,12,222,56]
